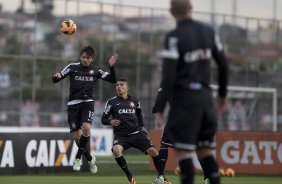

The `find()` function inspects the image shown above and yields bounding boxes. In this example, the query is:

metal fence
[0,0,281,131]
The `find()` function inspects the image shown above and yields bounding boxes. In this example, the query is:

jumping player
[52,45,118,173]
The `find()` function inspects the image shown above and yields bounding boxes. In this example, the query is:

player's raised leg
[72,130,82,171]
[113,144,136,184]
[74,122,97,173]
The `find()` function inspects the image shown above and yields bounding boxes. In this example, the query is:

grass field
[0,155,281,184]
[1,174,281,184]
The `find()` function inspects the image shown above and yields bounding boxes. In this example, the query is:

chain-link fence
[0,0,281,131]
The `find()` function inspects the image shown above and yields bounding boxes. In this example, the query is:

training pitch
[0,155,281,184]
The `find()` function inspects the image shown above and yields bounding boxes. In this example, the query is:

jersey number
[88,111,94,119]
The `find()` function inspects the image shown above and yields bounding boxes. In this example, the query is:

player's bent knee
[196,148,213,160]
[112,145,123,157]
[113,151,122,157]
[82,122,91,130]
[81,123,91,136]
[146,147,158,157]
[72,131,81,140]
[176,150,194,160]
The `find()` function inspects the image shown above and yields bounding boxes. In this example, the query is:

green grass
[0,155,281,184]
[0,174,281,184]
[98,154,149,161]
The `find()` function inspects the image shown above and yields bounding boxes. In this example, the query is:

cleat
[73,158,81,171]
[88,155,98,173]
[128,177,136,184]
[152,175,164,184]
[164,177,172,184]
[203,178,210,184]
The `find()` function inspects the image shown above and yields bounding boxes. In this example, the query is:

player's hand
[154,112,164,130]
[53,73,62,79]
[216,96,226,114]
[109,53,118,67]
[140,127,150,137]
[110,119,121,126]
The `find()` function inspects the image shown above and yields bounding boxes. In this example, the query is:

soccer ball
[61,19,77,35]
[225,168,235,177]
[219,168,225,176]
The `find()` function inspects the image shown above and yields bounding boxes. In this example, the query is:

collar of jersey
[117,95,131,100]
[80,62,94,68]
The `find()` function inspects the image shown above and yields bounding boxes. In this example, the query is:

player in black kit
[101,79,159,184]
[52,45,118,173]
[152,82,173,184]
[153,1,229,184]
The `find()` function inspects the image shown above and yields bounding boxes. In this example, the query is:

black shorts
[67,101,94,132]
[166,91,217,151]
[113,132,155,153]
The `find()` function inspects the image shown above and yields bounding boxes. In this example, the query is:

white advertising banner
[90,128,113,156]
[0,127,113,174]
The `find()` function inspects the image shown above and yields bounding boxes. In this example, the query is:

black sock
[179,158,194,184]
[115,156,132,181]
[199,157,209,180]
[200,155,220,184]
[74,138,92,161]
[75,134,89,159]
[152,155,159,174]
[158,146,168,176]
[83,149,92,161]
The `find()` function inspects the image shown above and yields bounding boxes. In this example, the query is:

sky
[0,0,281,20]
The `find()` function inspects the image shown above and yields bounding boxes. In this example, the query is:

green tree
[4,34,21,54]
[32,0,54,22]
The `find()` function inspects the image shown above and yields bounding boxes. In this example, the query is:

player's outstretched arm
[99,53,118,83]
[108,53,118,68]
[52,73,62,83]
[52,64,72,83]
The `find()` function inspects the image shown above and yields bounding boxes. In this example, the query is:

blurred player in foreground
[101,79,159,184]
[153,85,214,184]
[52,45,118,173]
[153,0,229,184]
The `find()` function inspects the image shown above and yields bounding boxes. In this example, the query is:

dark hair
[117,78,128,83]
[170,0,192,17]
[80,45,95,57]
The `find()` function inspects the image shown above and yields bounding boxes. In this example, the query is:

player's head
[80,45,95,67]
[170,0,192,20]
[116,78,129,96]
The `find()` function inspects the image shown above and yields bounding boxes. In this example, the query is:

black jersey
[101,95,144,137]
[153,19,228,112]
[52,62,116,102]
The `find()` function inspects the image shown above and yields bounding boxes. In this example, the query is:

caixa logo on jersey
[25,139,77,168]
[118,109,135,114]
